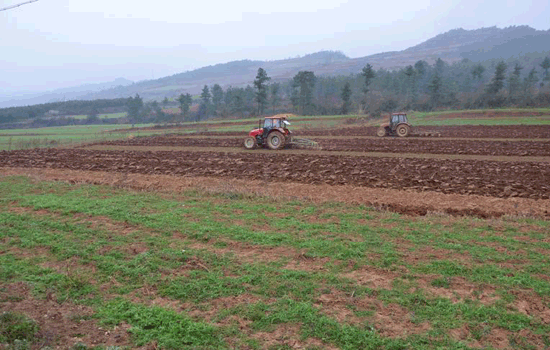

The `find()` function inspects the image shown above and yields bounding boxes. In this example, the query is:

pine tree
[523,68,538,97]
[414,60,427,77]
[199,85,211,121]
[435,58,446,75]
[211,84,224,116]
[291,71,316,115]
[270,83,281,113]
[126,93,143,126]
[471,64,485,80]
[253,68,271,115]
[340,82,352,115]
[177,93,192,121]
[404,65,417,104]
[508,63,523,99]
[486,62,507,94]
[428,74,442,108]
[361,64,375,95]
[540,57,550,81]
[360,64,376,112]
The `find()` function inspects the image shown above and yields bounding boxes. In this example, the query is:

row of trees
[0,98,128,125]
[2,55,550,127]
[169,55,550,120]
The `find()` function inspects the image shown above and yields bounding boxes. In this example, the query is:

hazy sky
[2,0,549,93]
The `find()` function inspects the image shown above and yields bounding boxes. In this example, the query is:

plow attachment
[289,137,322,150]
[412,130,442,137]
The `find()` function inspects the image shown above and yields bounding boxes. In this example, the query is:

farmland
[1,109,550,349]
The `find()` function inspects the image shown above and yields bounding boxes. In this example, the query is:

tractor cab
[244,115,292,150]
[377,112,412,137]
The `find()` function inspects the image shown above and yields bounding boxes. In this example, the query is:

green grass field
[409,108,550,126]
[0,124,161,151]
[1,176,549,349]
[68,112,127,120]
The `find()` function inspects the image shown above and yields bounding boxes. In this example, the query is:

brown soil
[417,276,499,305]
[2,167,549,219]
[186,240,297,265]
[0,282,133,349]
[91,135,550,157]
[510,290,550,324]
[341,266,399,290]
[188,124,550,139]
[250,324,337,350]
[298,124,550,139]
[81,145,550,164]
[1,149,549,202]
[314,289,431,337]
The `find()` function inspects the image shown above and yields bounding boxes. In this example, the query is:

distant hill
[0,78,133,108]
[5,26,550,106]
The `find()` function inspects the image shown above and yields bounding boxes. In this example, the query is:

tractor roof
[265,116,288,120]
[265,113,293,120]
[391,112,407,116]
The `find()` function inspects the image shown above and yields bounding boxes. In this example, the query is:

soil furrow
[87,135,550,157]
[2,148,549,200]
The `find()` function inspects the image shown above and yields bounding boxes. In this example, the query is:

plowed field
[2,124,550,217]
[91,136,550,157]
[1,148,549,200]
[193,124,550,138]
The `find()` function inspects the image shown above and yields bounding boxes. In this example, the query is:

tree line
[0,98,129,125]
[169,54,550,120]
[2,54,550,127]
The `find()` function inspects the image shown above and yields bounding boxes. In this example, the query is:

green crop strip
[1,177,548,295]
[1,176,549,349]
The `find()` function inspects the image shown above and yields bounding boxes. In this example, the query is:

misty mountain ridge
[4,25,550,107]
[0,77,134,108]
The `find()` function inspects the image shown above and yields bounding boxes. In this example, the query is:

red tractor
[244,115,292,150]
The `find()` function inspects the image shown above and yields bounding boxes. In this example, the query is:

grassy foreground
[1,176,549,349]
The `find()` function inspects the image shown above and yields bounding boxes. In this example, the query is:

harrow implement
[412,130,442,137]
[289,137,322,150]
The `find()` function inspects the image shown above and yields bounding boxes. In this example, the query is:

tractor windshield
[263,119,273,128]
[392,114,407,124]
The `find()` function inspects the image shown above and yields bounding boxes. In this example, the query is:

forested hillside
[2,52,549,127]
[2,26,550,127]
[77,26,549,101]
[4,25,548,108]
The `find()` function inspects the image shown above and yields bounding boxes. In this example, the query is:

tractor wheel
[267,131,285,150]
[244,136,257,149]
[377,128,387,137]
[396,125,410,137]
